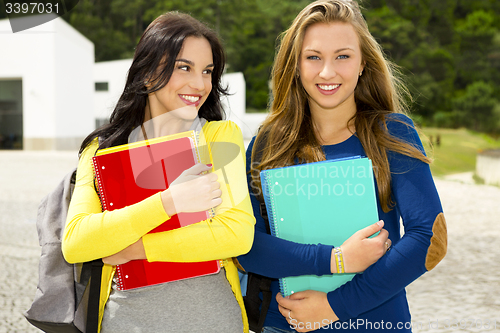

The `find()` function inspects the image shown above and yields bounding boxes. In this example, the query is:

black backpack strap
[87,137,104,333]
[86,259,104,333]
[257,275,273,330]
[244,202,273,332]
[259,202,271,235]
[244,133,274,333]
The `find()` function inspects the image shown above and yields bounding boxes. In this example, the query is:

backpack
[242,135,274,333]
[24,168,103,333]
[243,202,273,333]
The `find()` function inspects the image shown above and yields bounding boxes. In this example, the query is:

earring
[359,71,363,77]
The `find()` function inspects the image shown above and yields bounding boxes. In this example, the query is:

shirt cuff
[327,289,350,321]
[317,244,334,275]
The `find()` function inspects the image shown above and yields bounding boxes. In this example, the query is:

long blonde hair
[251,0,430,212]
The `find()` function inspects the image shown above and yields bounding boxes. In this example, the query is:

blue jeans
[261,327,296,333]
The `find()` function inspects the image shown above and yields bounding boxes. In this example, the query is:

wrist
[330,248,339,274]
[130,238,146,260]
[331,247,345,274]
[161,189,177,217]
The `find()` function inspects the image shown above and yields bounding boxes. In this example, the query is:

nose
[189,72,206,91]
[319,62,337,80]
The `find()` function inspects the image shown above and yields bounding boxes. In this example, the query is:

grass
[418,127,500,177]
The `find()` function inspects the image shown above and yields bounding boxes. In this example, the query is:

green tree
[455,10,498,87]
[11,0,498,132]
[453,81,498,132]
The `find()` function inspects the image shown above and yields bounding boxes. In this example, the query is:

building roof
[478,149,500,158]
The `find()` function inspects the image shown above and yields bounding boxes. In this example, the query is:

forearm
[143,199,255,262]
[238,229,333,278]
[63,189,169,263]
[327,232,430,320]
[240,137,333,278]
[62,141,170,263]
[327,154,446,319]
[102,238,147,265]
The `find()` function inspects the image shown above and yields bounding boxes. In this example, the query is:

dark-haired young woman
[62,12,255,333]
[238,0,447,332]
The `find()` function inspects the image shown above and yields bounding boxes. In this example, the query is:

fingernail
[377,220,384,227]
[206,164,213,167]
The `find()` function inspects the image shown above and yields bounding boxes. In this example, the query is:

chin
[171,105,199,120]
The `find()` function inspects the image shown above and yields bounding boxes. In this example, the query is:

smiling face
[147,36,214,120]
[299,22,364,117]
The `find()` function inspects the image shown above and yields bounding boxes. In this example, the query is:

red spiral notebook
[92,131,220,290]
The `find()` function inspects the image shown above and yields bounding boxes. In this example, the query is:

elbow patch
[425,212,447,271]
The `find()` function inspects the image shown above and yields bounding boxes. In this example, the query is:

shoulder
[385,113,414,132]
[203,120,243,142]
[384,113,428,164]
[247,136,256,152]
[75,138,99,182]
[80,138,99,161]
[385,113,420,143]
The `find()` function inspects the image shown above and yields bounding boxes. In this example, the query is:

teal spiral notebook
[260,157,379,296]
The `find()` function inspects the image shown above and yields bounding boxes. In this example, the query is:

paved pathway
[1,151,499,332]
[0,151,79,333]
[406,177,500,332]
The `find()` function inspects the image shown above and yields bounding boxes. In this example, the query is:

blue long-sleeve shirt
[238,114,447,332]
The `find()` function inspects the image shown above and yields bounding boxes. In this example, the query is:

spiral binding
[262,171,278,237]
[114,265,125,290]
[93,157,126,289]
[92,158,108,212]
[191,130,202,164]
[261,170,289,295]
[191,130,215,219]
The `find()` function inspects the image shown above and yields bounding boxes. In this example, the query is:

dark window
[95,118,109,129]
[95,82,109,91]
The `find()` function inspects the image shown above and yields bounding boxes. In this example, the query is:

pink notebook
[92,132,220,290]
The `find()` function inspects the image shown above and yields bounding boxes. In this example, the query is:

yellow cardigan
[62,120,255,332]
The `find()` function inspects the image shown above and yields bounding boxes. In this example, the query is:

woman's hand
[331,220,390,273]
[277,291,338,332]
[102,239,146,265]
[160,163,222,216]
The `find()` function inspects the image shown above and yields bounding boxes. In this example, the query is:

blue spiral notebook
[260,157,379,296]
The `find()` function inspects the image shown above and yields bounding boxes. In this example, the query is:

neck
[143,104,195,139]
[309,101,356,146]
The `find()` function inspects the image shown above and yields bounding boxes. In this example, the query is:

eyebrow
[303,47,355,53]
[175,58,215,68]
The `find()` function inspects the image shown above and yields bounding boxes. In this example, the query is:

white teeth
[318,84,340,90]
[180,95,200,103]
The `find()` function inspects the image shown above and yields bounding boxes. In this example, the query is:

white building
[476,150,500,186]
[0,14,95,150]
[0,15,266,150]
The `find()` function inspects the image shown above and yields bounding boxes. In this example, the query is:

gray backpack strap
[25,169,85,331]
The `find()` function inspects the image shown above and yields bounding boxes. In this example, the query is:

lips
[179,94,202,106]
[316,84,340,95]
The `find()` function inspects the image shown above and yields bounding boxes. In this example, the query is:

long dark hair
[79,12,228,154]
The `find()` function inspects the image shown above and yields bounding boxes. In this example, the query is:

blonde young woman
[63,13,255,333]
[238,1,447,332]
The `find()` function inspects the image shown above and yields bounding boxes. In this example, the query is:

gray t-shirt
[100,268,243,333]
